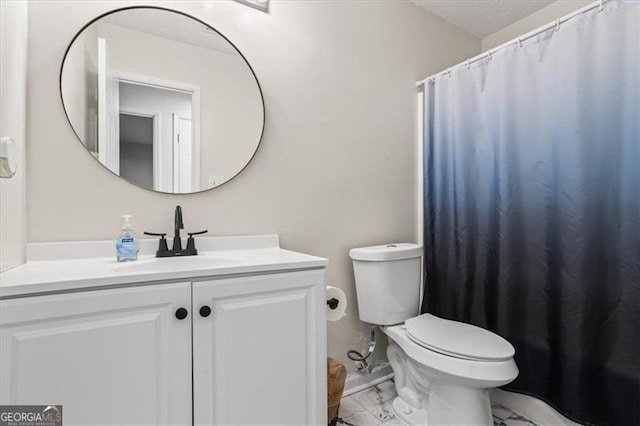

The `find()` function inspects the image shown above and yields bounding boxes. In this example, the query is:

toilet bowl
[383,317,518,425]
[350,244,518,425]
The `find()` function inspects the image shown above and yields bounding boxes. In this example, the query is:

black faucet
[144,205,208,257]
[173,206,184,252]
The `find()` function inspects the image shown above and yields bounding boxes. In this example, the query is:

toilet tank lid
[349,243,423,261]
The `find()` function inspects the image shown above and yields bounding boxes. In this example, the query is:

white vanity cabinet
[0,240,328,426]
[0,282,193,425]
[193,270,326,425]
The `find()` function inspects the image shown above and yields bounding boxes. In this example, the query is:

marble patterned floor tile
[344,380,397,424]
[379,417,405,426]
[366,399,394,422]
[502,412,540,426]
[342,410,382,426]
[491,403,540,426]
[341,379,540,426]
[351,380,397,413]
[492,403,516,421]
[340,396,366,418]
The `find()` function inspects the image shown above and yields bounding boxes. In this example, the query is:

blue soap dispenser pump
[116,215,139,262]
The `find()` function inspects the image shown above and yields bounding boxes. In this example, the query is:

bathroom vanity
[0,235,327,425]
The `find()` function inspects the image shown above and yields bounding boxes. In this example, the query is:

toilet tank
[349,243,423,325]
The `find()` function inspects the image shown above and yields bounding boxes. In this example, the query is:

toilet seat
[405,314,514,361]
[382,324,519,388]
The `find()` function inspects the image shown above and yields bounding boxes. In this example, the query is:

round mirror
[60,7,265,193]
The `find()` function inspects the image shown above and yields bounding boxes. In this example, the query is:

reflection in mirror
[61,7,264,193]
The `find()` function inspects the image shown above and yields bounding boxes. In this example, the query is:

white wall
[27,0,479,372]
[482,0,592,51]
[0,1,28,272]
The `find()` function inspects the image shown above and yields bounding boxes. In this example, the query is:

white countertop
[0,235,328,298]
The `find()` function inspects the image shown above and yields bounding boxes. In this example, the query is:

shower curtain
[422,2,639,425]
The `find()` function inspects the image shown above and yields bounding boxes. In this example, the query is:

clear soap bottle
[116,215,139,262]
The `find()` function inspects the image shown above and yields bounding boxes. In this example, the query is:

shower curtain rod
[416,0,611,87]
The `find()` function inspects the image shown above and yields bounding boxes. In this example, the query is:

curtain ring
[555,19,560,32]
[466,59,471,70]
[487,49,493,61]
[517,36,523,48]
[598,0,604,12]
[446,68,452,78]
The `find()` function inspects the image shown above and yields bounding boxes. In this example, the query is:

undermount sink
[110,252,245,273]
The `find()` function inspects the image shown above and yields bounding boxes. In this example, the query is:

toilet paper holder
[327,298,340,310]
[326,286,347,322]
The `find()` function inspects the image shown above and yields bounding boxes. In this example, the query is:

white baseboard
[490,389,582,426]
[342,363,394,397]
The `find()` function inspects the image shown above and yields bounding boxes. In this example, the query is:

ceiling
[413,0,555,39]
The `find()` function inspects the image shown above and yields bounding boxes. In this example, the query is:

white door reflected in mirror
[61,7,264,194]
[97,37,119,175]
[173,113,194,193]
[118,79,196,192]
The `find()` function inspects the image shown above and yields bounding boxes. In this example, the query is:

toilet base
[391,385,493,425]
[392,397,426,425]
[384,325,516,425]
[428,381,493,425]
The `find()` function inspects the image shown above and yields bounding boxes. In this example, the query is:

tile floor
[337,379,539,426]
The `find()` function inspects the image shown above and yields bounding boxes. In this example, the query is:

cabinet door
[193,270,327,426]
[0,283,192,426]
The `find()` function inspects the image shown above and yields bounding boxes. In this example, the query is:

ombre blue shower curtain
[422,2,639,425]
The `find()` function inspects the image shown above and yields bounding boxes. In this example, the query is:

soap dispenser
[116,215,139,262]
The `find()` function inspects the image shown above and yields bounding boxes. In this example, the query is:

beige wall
[27,0,479,371]
[482,0,592,51]
[0,1,28,272]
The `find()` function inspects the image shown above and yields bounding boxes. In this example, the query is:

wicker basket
[327,358,347,424]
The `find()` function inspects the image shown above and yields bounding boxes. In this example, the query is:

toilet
[350,243,518,425]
